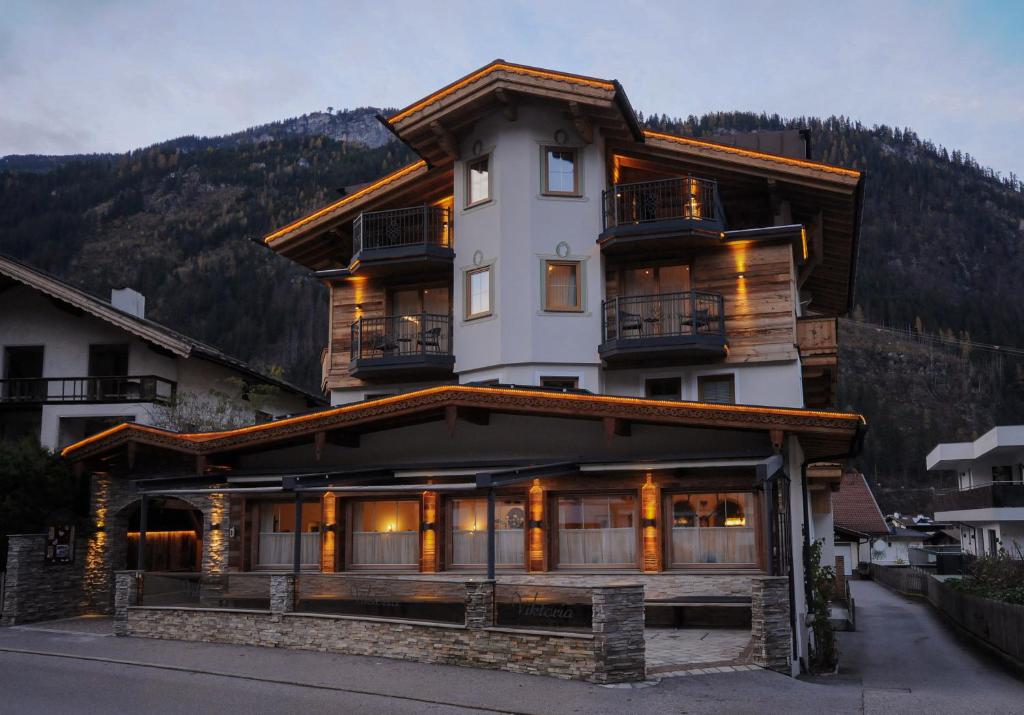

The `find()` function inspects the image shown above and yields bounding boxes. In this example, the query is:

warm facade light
[528,480,545,572]
[322,493,337,573]
[420,491,438,572]
[641,474,660,573]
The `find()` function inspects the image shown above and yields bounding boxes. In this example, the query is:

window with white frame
[544,260,582,312]
[466,155,491,206]
[543,147,578,195]
[465,266,492,319]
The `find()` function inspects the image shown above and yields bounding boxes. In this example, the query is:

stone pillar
[464,580,495,629]
[113,571,141,636]
[202,493,230,574]
[270,574,296,614]
[591,585,646,684]
[751,576,792,673]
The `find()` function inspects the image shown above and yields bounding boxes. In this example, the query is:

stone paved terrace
[645,627,753,674]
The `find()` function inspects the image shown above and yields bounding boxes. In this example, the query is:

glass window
[466,156,490,206]
[645,377,681,400]
[450,498,525,567]
[540,377,578,390]
[669,493,756,566]
[557,495,635,567]
[698,374,735,404]
[544,148,577,194]
[256,501,322,568]
[544,261,581,312]
[350,500,419,567]
[466,266,491,319]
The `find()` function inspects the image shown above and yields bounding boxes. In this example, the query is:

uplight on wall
[641,474,660,573]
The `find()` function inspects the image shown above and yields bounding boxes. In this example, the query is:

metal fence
[353,206,451,255]
[602,176,721,231]
[0,375,176,405]
[350,313,452,360]
[602,291,724,342]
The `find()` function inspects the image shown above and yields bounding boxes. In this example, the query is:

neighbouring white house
[927,426,1024,558]
[832,470,890,574]
[0,254,325,450]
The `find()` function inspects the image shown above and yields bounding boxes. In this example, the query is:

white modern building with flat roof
[927,426,1024,558]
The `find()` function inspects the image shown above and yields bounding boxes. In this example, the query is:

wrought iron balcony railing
[352,206,452,257]
[602,177,723,232]
[602,291,725,343]
[350,313,453,362]
[0,375,177,405]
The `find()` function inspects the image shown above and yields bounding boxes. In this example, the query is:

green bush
[0,439,79,570]
[949,550,1024,605]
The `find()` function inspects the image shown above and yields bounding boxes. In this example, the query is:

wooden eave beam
[429,121,459,160]
[494,88,517,121]
[568,101,594,144]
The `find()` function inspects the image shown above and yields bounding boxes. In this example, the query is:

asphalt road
[0,580,1020,714]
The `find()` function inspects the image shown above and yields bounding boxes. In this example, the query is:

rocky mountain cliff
[2,107,1023,514]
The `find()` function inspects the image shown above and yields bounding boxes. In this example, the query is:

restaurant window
[465,266,492,319]
[556,494,636,567]
[350,500,419,567]
[668,492,756,567]
[544,260,582,312]
[698,374,735,404]
[466,155,491,207]
[255,501,322,569]
[645,377,681,400]
[543,147,578,195]
[449,497,525,567]
[540,376,578,390]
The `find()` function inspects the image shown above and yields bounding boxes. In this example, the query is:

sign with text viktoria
[45,524,75,564]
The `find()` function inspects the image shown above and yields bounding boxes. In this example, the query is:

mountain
[2,107,1023,514]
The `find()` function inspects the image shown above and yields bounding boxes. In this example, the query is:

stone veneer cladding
[1,534,88,626]
[750,576,792,672]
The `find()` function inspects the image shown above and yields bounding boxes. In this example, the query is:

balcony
[350,206,453,276]
[934,483,1024,514]
[0,375,176,406]
[349,313,455,379]
[797,317,838,408]
[599,177,725,254]
[599,291,726,366]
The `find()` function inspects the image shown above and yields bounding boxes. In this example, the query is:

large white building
[0,254,324,450]
[928,426,1024,558]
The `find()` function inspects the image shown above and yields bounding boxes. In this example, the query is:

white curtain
[672,527,756,565]
[257,532,320,567]
[351,531,418,566]
[558,527,635,566]
[452,529,523,566]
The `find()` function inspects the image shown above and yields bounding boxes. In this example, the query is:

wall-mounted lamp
[737,273,745,279]
[209,523,221,531]
[528,520,543,529]
[420,522,435,532]
[642,518,657,529]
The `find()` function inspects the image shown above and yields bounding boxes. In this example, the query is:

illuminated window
[543,147,578,195]
[669,492,756,566]
[350,500,419,567]
[466,156,490,206]
[698,374,735,404]
[556,495,636,567]
[544,260,582,312]
[255,501,321,568]
[449,498,525,567]
[465,266,492,319]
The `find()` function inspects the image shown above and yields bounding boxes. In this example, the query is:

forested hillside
[1,108,1022,513]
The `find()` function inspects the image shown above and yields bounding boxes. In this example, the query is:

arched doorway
[123,497,204,572]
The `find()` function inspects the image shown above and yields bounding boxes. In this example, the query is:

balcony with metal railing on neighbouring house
[934,482,1024,514]
[0,375,176,406]
[599,291,726,366]
[349,313,455,378]
[350,205,453,276]
[599,177,725,254]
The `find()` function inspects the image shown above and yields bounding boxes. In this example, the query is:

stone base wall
[127,609,601,681]
[1,534,87,626]
[750,576,792,673]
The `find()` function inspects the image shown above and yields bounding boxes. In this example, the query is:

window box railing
[601,176,723,232]
[934,482,1024,512]
[350,314,454,377]
[352,206,452,257]
[602,291,724,342]
[0,375,176,405]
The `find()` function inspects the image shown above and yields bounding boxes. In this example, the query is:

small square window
[466,156,490,207]
[540,376,578,390]
[698,374,735,404]
[544,260,582,312]
[543,147,578,195]
[645,377,681,400]
[465,266,492,319]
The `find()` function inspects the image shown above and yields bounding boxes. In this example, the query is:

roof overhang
[927,425,1024,470]
[62,385,865,463]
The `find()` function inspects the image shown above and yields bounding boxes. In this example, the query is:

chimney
[111,287,146,318]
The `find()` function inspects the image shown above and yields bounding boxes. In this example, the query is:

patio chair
[681,308,711,333]
[370,334,398,355]
[620,311,643,334]
[417,327,443,353]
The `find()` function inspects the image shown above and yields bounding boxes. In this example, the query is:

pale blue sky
[2,1,1021,176]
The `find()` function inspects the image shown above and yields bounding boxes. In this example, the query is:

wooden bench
[645,596,752,628]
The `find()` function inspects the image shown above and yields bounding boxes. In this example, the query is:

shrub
[949,549,1024,605]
